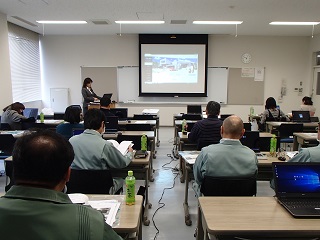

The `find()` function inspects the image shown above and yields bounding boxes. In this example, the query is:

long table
[266,121,318,133]
[88,194,143,240]
[293,132,319,150]
[197,197,320,240]
[179,151,283,226]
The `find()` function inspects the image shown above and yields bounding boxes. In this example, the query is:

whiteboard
[117,66,228,103]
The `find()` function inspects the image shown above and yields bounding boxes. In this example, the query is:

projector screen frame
[139,34,208,97]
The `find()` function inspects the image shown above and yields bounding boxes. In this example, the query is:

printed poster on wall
[241,68,254,78]
[254,67,264,81]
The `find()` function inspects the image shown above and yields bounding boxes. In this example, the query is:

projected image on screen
[144,54,198,84]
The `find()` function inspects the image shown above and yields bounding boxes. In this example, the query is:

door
[50,88,68,112]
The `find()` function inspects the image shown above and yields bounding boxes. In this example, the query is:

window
[8,23,41,102]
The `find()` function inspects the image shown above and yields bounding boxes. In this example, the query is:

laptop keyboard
[282,199,320,209]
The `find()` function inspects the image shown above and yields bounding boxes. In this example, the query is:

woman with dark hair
[81,77,101,115]
[260,97,289,125]
[1,102,28,130]
[300,96,316,116]
[56,105,84,140]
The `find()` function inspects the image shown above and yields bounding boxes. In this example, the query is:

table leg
[156,119,160,147]
[196,203,204,240]
[293,135,299,151]
[143,166,152,226]
[183,165,192,226]
[180,156,185,183]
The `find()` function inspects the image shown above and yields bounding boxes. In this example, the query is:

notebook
[273,162,320,218]
[104,116,118,133]
[292,110,311,123]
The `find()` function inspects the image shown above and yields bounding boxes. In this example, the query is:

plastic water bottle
[141,134,147,151]
[250,106,254,116]
[270,134,277,157]
[125,170,135,205]
[40,112,44,123]
[182,119,187,134]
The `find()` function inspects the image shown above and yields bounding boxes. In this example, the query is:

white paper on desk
[107,140,133,155]
[88,200,120,226]
[184,154,198,164]
[68,193,89,205]
[135,120,147,124]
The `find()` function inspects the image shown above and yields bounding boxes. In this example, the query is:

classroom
[1,1,320,239]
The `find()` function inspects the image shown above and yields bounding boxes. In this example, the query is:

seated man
[100,96,115,118]
[188,101,222,148]
[0,130,122,240]
[69,109,133,194]
[193,115,258,197]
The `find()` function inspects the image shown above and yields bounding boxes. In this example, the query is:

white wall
[0,13,12,110]
[40,34,313,125]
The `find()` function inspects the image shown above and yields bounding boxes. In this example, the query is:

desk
[293,132,319,151]
[266,121,318,133]
[103,130,155,182]
[36,119,64,125]
[5,154,152,226]
[87,195,143,240]
[142,109,160,147]
[0,130,24,138]
[197,197,320,240]
[179,151,283,226]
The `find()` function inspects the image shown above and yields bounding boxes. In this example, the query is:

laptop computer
[273,162,320,218]
[240,131,260,152]
[103,93,112,99]
[292,110,311,123]
[104,116,119,133]
[23,108,38,119]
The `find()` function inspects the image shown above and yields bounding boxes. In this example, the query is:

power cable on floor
[151,154,180,240]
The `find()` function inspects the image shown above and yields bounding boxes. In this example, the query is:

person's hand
[127,146,133,152]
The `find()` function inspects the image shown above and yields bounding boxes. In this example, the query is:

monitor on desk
[187,105,202,114]
[292,111,311,123]
[105,116,119,133]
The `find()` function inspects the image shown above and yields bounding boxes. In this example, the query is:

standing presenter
[81,77,101,115]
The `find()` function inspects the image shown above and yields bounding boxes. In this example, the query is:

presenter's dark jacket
[82,87,101,111]
[0,185,123,240]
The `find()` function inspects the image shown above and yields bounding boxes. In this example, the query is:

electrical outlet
[298,88,303,96]
[294,88,299,92]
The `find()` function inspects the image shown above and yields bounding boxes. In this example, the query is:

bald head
[221,115,245,139]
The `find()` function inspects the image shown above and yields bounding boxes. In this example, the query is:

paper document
[183,154,198,164]
[286,151,299,159]
[107,139,133,155]
[88,200,121,226]
[68,193,89,205]
[256,153,267,160]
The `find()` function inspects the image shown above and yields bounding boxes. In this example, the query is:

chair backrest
[125,124,153,131]
[200,176,257,196]
[4,160,14,192]
[310,116,319,122]
[66,169,114,194]
[278,123,303,138]
[54,112,65,120]
[197,140,219,151]
[0,123,12,130]
[133,114,154,120]
[0,135,16,159]
[181,114,202,120]
[117,134,149,151]
[21,122,46,130]
[72,129,84,136]
[220,114,233,121]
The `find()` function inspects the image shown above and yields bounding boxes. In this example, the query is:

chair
[181,114,202,120]
[0,134,16,159]
[54,112,65,120]
[310,116,319,122]
[133,114,155,120]
[72,129,84,136]
[4,160,14,192]
[200,176,257,196]
[117,134,149,151]
[220,114,233,121]
[66,169,114,194]
[0,123,11,130]
[278,123,303,150]
[125,124,153,131]
[21,122,46,130]
[197,140,219,151]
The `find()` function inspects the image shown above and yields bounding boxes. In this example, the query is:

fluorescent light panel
[269,22,320,26]
[193,21,243,25]
[36,21,87,24]
[115,20,164,24]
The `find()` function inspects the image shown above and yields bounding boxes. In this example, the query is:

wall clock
[241,53,252,64]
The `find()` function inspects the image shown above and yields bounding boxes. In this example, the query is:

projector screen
[139,34,208,97]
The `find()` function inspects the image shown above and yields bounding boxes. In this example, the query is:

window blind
[8,23,41,102]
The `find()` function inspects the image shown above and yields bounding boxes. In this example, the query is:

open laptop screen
[23,108,38,119]
[273,162,320,196]
[105,116,118,132]
[292,110,311,123]
[240,131,260,152]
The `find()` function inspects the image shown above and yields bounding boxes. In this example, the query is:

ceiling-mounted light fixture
[115,20,164,24]
[36,20,87,24]
[193,21,243,25]
[269,22,320,25]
